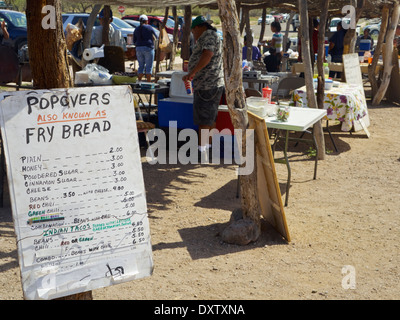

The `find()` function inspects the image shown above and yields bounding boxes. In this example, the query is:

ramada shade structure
[66,0,394,19]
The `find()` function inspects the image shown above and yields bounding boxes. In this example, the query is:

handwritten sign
[342,53,370,135]
[0,86,153,300]
[343,53,364,90]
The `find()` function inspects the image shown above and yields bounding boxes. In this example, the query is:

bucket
[359,40,371,51]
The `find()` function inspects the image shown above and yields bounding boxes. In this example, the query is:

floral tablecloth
[291,83,368,131]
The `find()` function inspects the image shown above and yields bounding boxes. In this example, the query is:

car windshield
[330,20,340,27]
[1,11,26,27]
[112,17,133,28]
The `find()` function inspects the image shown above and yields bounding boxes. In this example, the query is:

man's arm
[182,49,214,81]
[1,21,9,40]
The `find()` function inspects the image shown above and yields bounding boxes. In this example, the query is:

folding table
[265,107,327,206]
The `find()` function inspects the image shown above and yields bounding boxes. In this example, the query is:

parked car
[122,15,179,35]
[364,22,381,36]
[273,14,284,23]
[0,9,27,52]
[329,17,361,35]
[291,14,300,31]
[258,14,275,25]
[62,13,135,44]
[123,18,174,43]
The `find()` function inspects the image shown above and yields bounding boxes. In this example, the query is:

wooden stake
[372,1,400,106]
[299,0,326,160]
[368,5,389,98]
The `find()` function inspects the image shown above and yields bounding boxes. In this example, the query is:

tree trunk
[26,0,90,299]
[368,5,389,98]
[217,0,261,243]
[298,0,326,160]
[372,1,400,106]
[181,6,192,65]
[26,0,72,89]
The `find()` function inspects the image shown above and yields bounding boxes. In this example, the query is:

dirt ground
[1,91,399,300]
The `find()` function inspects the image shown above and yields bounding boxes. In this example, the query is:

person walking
[328,21,347,78]
[133,14,159,82]
[182,16,224,161]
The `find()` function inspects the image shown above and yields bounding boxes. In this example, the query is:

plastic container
[262,86,272,103]
[323,63,330,79]
[246,97,268,118]
[169,71,193,102]
[325,78,333,90]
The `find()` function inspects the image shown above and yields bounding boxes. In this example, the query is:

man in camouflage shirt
[182,16,225,161]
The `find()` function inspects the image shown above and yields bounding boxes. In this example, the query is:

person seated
[356,28,374,51]
[263,48,281,72]
[242,35,261,61]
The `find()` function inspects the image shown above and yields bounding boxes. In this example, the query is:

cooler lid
[170,71,193,99]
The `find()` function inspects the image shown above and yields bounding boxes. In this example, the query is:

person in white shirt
[91,7,126,52]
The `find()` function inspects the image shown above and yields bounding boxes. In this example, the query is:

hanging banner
[0,85,153,300]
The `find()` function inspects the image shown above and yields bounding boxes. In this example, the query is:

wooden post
[101,5,111,46]
[258,8,267,52]
[343,0,365,54]
[316,0,330,109]
[155,7,169,75]
[372,1,400,106]
[244,7,253,63]
[81,4,101,68]
[298,0,326,160]
[217,0,262,244]
[240,7,247,35]
[368,5,389,98]
[181,6,192,66]
[169,6,179,70]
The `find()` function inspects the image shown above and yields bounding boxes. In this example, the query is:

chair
[273,76,305,103]
[133,97,156,159]
[244,88,262,98]
[97,46,125,74]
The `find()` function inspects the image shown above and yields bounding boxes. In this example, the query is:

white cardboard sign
[0,86,153,300]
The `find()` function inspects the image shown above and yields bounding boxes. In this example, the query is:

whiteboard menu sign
[0,86,153,300]
[343,53,364,91]
[342,53,371,134]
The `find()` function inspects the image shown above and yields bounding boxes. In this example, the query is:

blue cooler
[158,71,198,130]
[359,39,371,51]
